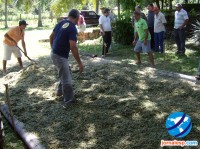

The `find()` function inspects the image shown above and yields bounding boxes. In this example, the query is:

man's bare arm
[4,33,17,45]
[69,40,83,73]
[100,24,105,35]
[21,39,27,56]
[133,32,138,45]
[144,29,148,41]
[49,32,54,48]
[180,19,189,29]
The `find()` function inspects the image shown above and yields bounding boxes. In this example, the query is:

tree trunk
[155,0,160,9]
[117,0,120,17]
[50,11,53,22]
[96,0,99,14]
[5,0,8,28]
[38,8,42,27]
[169,0,172,10]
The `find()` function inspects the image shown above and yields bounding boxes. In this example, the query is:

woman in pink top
[78,14,86,32]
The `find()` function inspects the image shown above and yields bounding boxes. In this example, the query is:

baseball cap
[135,5,142,10]
[68,9,80,19]
[175,3,182,7]
[19,20,28,26]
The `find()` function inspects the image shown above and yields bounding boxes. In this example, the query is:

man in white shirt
[174,3,189,55]
[99,8,112,57]
[154,7,167,53]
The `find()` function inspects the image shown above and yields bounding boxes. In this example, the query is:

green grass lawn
[79,39,200,76]
[1,117,24,148]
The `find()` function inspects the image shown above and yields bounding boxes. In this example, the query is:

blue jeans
[174,28,186,54]
[154,31,164,53]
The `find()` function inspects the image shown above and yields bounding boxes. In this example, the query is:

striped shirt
[174,8,189,29]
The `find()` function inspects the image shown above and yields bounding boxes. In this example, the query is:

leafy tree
[5,0,8,28]
[51,0,83,16]
[1,0,12,28]
[15,0,51,27]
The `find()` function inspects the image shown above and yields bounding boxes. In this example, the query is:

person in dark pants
[154,7,167,53]
[99,8,112,57]
[50,9,83,107]
[196,62,200,79]
[174,3,189,55]
[147,4,155,50]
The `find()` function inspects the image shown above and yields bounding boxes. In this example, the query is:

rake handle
[16,46,36,62]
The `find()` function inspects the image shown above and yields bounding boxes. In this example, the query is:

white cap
[175,3,182,7]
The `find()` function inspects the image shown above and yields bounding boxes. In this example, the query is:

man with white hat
[174,3,189,55]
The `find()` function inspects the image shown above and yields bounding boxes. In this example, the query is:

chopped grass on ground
[0,54,200,148]
[79,39,200,75]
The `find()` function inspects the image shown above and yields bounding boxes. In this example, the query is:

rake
[17,46,37,63]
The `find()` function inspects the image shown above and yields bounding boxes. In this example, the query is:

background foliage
[113,12,134,45]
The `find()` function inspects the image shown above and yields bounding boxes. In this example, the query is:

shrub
[112,12,134,45]
[192,19,200,44]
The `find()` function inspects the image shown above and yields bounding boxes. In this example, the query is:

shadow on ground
[0,54,200,149]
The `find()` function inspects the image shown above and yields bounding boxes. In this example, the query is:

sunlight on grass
[141,100,158,111]
[78,123,97,148]
[132,113,142,120]
[136,80,149,90]
[115,136,132,146]
[155,112,168,120]
[118,97,137,102]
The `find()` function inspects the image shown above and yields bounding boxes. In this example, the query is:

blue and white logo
[166,112,192,138]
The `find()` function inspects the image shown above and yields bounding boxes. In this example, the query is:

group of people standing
[132,3,189,67]
[1,5,199,107]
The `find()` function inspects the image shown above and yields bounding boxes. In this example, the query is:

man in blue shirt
[50,9,83,106]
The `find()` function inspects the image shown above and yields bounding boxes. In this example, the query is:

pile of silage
[0,55,200,149]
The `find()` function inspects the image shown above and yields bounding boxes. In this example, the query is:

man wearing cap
[2,20,28,74]
[133,11,155,67]
[50,9,83,106]
[174,3,189,55]
[99,8,112,57]
[154,7,167,53]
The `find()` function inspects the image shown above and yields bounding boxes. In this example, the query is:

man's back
[4,26,24,46]
[52,20,77,59]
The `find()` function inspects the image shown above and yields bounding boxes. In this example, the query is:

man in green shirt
[133,11,155,67]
